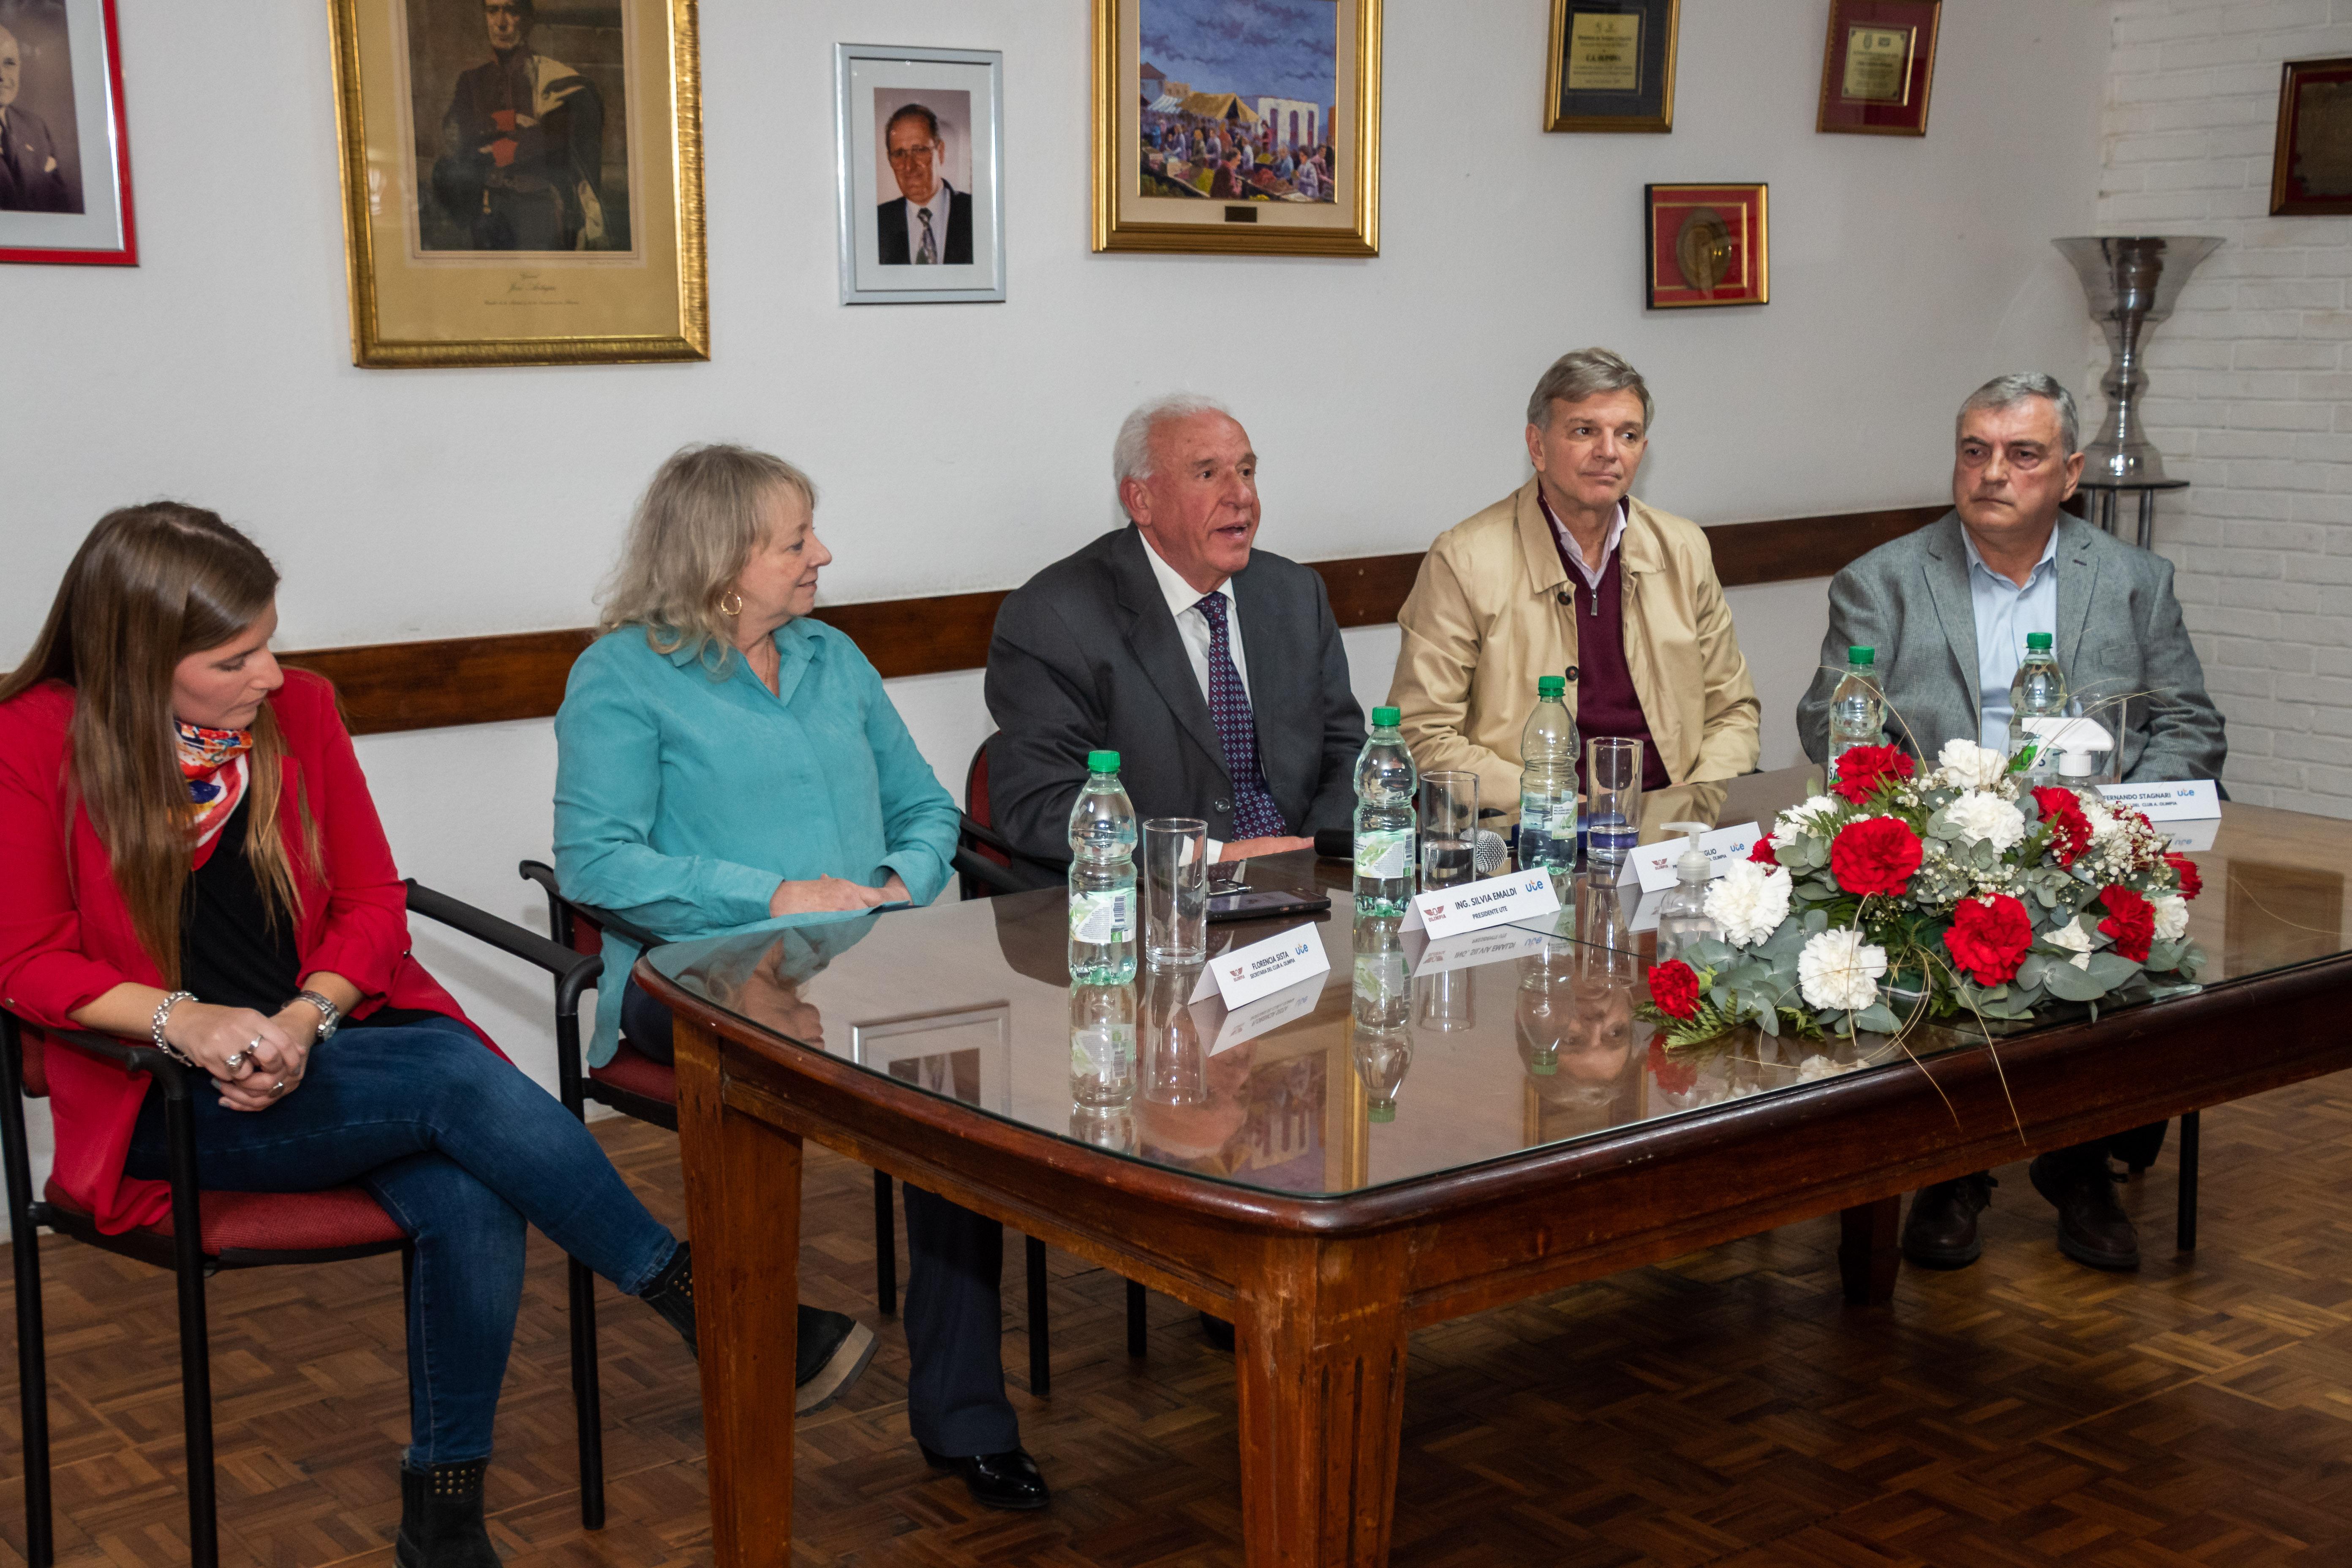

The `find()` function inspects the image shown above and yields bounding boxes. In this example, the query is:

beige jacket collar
[1512,478,1664,596]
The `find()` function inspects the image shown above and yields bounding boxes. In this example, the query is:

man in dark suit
[429,0,610,252]
[985,396,1365,884]
[877,102,972,265]
[0,26,74,214]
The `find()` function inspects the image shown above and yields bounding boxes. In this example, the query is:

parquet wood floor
[7,1080,2352,1568]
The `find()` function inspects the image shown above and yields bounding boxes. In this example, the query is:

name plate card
[2097,780,2221,822]
[1200,974,1329,1056]
[1192,924,1333,1010]
[1407,923,1557,977]
[1411,871,1561,939]
[1618,821,1762,893]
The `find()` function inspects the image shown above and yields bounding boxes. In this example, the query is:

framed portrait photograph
[0,0,135,267]
[834,44,1004,306]
[1816,0,1939,137]
[849,1002,1013,1116]
[1093,0,1380,257]
[1544,0,1678,134]
[325,0,707,368]
[2271,57,2352,215]
[1645,182,1767,310]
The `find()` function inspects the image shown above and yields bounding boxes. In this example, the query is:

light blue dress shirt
[1963,526,2061,753]
[553,619,960,1064]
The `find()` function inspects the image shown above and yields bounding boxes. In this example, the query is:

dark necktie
[916,206,938,264]
[1193,593,1287,839]
[0,114,19,199]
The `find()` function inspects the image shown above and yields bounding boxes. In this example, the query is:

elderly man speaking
[1388,347,1760,811]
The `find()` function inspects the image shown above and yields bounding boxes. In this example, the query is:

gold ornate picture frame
[1093,0,1380,257]
[1545,0,1678,133]
[327,0,707,368]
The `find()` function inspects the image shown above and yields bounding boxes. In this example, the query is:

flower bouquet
[1639,740,2205,1049]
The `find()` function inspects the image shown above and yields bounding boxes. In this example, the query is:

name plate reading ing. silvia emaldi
[1192,923,1332,1010]
[1411,871,1562,940]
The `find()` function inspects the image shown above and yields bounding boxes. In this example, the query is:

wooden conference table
[636,766,2352,1568]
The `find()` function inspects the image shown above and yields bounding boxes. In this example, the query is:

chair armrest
[17,1016,204,1094]
[405,878,594,983]
[959,813,1016,857]
[953,846,1027,898]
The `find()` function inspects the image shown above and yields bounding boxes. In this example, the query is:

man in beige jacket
[1389,348,1759,820]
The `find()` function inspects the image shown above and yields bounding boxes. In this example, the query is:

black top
[180,796,302,1014]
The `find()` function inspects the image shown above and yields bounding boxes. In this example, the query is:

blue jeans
[123,1015,678,1467]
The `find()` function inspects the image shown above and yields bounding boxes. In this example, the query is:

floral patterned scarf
[176,719,252,850]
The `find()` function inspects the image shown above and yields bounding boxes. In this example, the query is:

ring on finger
[223,1050,246,1073]
[267,1079,289,1098]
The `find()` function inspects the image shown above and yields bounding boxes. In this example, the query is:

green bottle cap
[1848,645,1876,666]
[1087,749,1120,773]
[1367,1102,1396,1124]
[1537,676,1565,698]
[2026,632,2053,650]
[1371,706,1401,727]
[1528,1051,1558,1077]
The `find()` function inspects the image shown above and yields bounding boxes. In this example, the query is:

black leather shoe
[2030,1151,2140,1271]
[918,1443,1051,1511]
[1198,1311,1236,1352]
[1901,1173,1997,1269]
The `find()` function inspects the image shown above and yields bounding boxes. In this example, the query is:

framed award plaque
[1644,183,1767,310]
[1546,0,1678,133]
[1816,0,1940,138]
[2271,57,2352,215]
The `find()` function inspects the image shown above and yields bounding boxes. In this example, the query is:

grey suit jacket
[1796,512,2225,784]
[984,526,1365,883]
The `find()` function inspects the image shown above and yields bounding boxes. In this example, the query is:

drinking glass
[1584,738,1644,869]
[1418,771,1478,892]
[1141,817,1208,965]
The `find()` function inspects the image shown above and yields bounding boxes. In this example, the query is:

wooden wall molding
[287,503,1946,736]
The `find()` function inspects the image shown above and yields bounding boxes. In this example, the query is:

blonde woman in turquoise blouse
[553,444,1049,1511]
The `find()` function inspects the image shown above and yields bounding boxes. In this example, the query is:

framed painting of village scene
[0,0,137,267]
[326,0,707,368]
[1093,0,1381,257]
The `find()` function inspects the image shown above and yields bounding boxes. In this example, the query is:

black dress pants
[619,980,1020,1456]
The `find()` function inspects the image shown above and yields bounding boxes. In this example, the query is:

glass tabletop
[644,766,2352,1199]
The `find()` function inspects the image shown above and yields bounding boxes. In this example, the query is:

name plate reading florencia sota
[1568,11,1642,94]
[1195,924,1334,1010]
[1842,25,1913,103]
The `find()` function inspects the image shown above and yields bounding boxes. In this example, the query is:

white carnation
[1774,793,1842,841]
[1797,927,1887,1013]
[1936,738,2010,792]
[2153,893,2189,944]
[2080,795,2122,846]
[1704,859,1793,947]
[2047,916,2097,970]
[1943,790,2027,854]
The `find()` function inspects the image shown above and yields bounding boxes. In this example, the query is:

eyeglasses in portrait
[0,0,135,267]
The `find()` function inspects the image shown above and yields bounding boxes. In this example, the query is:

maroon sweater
[1544,499,1671,792]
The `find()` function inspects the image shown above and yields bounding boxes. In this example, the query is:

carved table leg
[677,1018,803,1568]
[1839,1194,1903,1306]
[1234,1232,1412,1567]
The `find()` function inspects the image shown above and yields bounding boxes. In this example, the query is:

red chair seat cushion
[590,1039,677,1105]
[44,1176,406,1256]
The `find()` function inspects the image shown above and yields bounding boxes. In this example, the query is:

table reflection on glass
[642,765,2352,1568]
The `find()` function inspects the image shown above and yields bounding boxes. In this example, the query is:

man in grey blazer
[1798,372,2226,1276]
[985,395,1364,885]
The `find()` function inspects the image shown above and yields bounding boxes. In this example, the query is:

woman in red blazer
[0,505,703,1568]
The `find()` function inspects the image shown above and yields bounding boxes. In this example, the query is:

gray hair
[1527,347,1653,430]
[599,443,819,675]
[1113,394,1235,504]
[1958,373,2080,458]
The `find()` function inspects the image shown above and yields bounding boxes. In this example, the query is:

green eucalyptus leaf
[1853,1002,1901,1032]
[2041,959,2109,1002]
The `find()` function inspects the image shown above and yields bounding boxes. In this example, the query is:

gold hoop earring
[718,591,743,617]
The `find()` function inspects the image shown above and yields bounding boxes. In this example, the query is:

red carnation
[1646,958,1703,1021]
[2032,785,2093,868]
[1750,832,1779,866]
[1830,816,1924,897]
[1832,744,1918,805]
[2164,852,2203,900]
[1942,893,2034,987]
[1648,1037,1697,1096]
[2096,885,2155,963]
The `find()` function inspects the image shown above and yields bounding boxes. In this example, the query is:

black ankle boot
[641,1239,696,1355]
[394,1458,500,1567]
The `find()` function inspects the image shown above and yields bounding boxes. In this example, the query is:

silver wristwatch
[293,989,342,1040]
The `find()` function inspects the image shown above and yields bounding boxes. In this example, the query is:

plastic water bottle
[1351,913,1413,1124]
[1353,707,1417,916]
[1068,982,1137,1108]
[1067,750,1138,984]
[1651,822,1723,964]
[2006,632,2068,783]
[1517,675,1579,878]
[1827,645,1885,766]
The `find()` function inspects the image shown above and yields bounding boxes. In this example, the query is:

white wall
[1,1,2111,1188]
[2102,0,2352,814]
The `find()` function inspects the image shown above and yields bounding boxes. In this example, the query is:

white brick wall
[2104,0,2352,812]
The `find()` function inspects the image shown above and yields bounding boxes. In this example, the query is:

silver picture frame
[834,42,1006,305]
[849,1001,1014,1113]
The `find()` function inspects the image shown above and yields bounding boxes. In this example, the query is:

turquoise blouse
[553,620,959,1064]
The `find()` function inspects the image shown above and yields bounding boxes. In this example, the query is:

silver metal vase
[2053,235,2224,485]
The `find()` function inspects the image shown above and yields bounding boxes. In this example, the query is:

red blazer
[0,669,491,1233]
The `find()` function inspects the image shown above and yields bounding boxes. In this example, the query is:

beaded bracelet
[150,990,198,1066]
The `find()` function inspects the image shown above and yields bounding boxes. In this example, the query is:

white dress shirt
[1963,524,2062,753]
[904,179,955,264]
[1140,530,1254,855]
[1542,497,1629,591]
